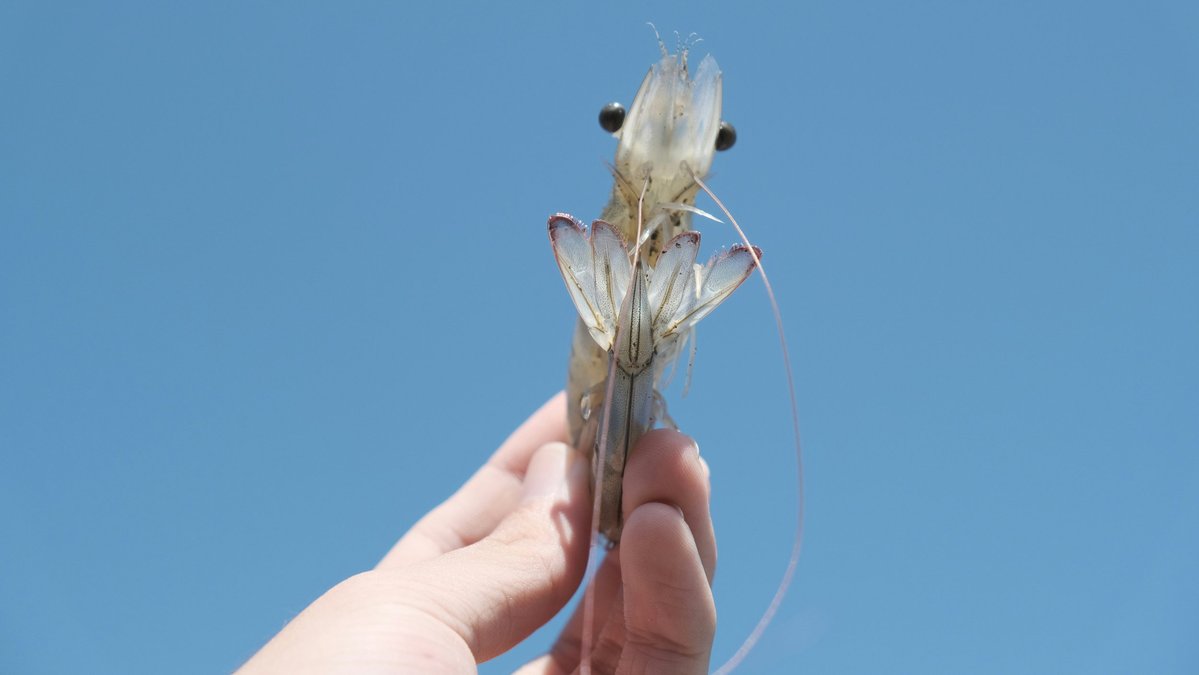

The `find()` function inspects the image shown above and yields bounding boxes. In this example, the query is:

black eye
[715,120,736,151]
[599,102,625,133]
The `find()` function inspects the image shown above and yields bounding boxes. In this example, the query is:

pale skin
[238,392,717,675]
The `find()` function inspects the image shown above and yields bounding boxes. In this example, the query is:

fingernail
[521,442,570,503]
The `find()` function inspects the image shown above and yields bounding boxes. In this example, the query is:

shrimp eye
[598,102,626,133]
[715,120,737,151]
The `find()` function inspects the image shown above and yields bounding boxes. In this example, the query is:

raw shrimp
[548,35,804,674]
[558,37,732,543]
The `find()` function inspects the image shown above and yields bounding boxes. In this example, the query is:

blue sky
[2,1,1196,673]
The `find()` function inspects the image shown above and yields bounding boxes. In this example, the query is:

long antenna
[579,175,652,675]
[693,173,806,675]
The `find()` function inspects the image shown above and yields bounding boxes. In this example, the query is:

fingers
[380,392,569,567]
[597,430,716,674]
[377,441,594,663]
[542,429,716,674]
[544,548,626,672]
[617,503,715,674]
[621,429,716,582]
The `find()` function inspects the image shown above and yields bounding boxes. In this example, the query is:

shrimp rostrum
[548,44,758,543]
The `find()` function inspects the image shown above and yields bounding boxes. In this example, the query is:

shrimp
[552,37,739,543]
[548,34,805,674]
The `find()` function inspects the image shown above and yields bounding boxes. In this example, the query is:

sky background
[2,1,1196,673]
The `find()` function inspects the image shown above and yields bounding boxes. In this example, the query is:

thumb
[397,442,593,662]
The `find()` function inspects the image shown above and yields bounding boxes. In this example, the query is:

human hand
[238,392,716,674]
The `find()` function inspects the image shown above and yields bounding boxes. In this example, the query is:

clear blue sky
[2,2,1196,673]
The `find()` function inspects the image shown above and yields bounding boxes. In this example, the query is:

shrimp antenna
[578,175,654,675]
[648,22,668,58]
[692,172,807,675]
[580,287,621,675]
